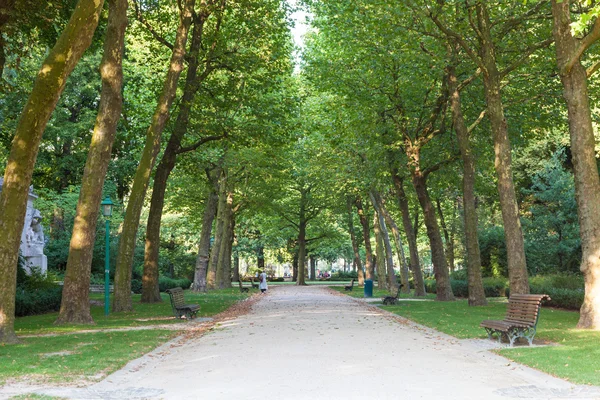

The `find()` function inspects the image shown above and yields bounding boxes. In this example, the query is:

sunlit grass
[374,297,600,385]
[15,289,251,335]
[0,330,175,385]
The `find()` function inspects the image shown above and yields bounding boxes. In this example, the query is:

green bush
[15,286,63,317]
[331,271,358,280]
[158,276,192,292]
[426,278,507,298]
[131,279,142,294]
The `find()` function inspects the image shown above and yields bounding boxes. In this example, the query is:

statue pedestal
[24,254,47,275]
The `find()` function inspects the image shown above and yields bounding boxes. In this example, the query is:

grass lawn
[15,288,251,335]
[329,285,436,300]
[2,288,251,386]
[0,330,175,385]
[377,297,600,386]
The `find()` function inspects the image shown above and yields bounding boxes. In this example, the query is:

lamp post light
[101,196,114,316]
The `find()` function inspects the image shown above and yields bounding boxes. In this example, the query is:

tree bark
[208,170,227,289]
[391,172,426,296]
[0,0,104,343]
[377,196,409,294]
[436,198,455,272]
[232,250,240,283]
[412,172,454,301]
[192,185,218,292]
[370,191,399,294]
[56,0,128,324]
[297,189,308,286]
[347,196,364,285]
[447,58,487,306]
[373,211,387,290]
[112,0,195,312]
[355,197,374,280]
[552,0,600,328]
[476,3,529,295]
[310,257,316,281]
[216,190,234,288]
[292,251,298,282]
[141,16,206,303]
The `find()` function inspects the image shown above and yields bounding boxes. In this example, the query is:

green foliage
[158,276,192,292]
[14,287,63,317]
[15,259,64,317]
[331,271,357,280]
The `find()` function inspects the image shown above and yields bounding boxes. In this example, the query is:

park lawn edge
[2,288,258,387]
[336,288,600,386]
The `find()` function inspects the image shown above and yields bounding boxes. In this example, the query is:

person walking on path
[259,270,268,293]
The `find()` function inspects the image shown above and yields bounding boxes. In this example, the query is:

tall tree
[551,0,600,329]
[113,0,195,312]
[56,0,129,324]
[0,0,104,343]
[355,197,374,281]
[447,51,487,306]
[346,196,364,285]
[141,2,224,302]
[429,1,553,294]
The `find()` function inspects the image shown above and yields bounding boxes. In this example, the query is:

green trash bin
[364,279,373,298]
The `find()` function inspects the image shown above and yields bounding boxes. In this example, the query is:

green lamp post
[101,196,114,316]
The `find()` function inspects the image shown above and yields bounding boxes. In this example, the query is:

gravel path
[5,285,600,400]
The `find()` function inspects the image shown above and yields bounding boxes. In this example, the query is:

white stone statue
[0,178,48,274]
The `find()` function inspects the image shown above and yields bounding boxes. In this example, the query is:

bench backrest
[166,287,186,308]
[504,294,551,326]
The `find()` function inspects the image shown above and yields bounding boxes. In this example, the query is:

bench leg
[484,327,495,340]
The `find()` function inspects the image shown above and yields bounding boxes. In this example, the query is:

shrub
[15,286,63,317]
[331,271,358,280]
[131,279,143,294]
[424,278,436,294]
[158,276,192,292]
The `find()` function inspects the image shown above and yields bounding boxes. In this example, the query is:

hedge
[426,274,583,310]
[158,276,192,292]
[15,286,63,317]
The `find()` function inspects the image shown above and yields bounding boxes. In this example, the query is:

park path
[14,286,600,399]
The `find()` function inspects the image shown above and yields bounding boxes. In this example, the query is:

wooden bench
[344,279,355,291]
[480,294,550,346]
[165,287,200,319]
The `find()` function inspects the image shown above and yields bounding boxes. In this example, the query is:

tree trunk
[373,211,387,290]
[257,242,265,271]
[192,186,218,292]
[377,196,409,294]
[216,190,234,288]
[448,59,487,306]
[207,170,227,289]
[292,251,298,282]
[391,172,426,296]
[310,257,316,281]
[412,173,454,301]
[297,190,308,286]
[113,0,195,312]
[476,3,529,295]
[355,197,374,280]
[141,16,207,303]
[436,198,455,272]
[0,0,104,343]
[552,0,600,329]
[232,252,240,283]
[347,197,364,285]
[370,191,399,294]
[56,0,128,324]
